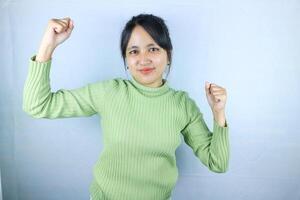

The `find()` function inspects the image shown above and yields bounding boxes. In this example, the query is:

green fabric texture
[23,54,230,200]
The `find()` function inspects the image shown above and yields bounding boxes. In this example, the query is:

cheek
[152,55,167,65]
[126,58,136,66]
[155,59,168,72]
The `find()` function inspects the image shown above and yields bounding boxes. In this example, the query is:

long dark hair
[120,13,173,79]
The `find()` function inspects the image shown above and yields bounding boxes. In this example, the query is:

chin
[138,75,159,83]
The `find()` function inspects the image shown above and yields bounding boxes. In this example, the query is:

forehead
[127,25,158,49]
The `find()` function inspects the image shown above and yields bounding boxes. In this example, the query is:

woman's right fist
[39,17,74,50]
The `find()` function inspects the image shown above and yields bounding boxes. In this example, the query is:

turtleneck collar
[129,76,170,97]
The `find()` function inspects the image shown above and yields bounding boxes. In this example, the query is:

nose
[138,50,151,65]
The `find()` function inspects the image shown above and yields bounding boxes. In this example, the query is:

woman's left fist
[205,81,227,113]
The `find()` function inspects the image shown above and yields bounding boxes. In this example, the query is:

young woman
[23,13,229,200]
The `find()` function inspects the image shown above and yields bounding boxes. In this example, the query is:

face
[125,25,169,88]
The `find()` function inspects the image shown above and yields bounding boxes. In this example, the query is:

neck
[143,79,164,88]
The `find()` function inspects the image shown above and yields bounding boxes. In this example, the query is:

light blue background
[1,0,300,199]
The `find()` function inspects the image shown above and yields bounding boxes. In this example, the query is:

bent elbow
[208,164,229,173]
[208,158,229,173]
[209,166,228,173]
[22,104,45,119]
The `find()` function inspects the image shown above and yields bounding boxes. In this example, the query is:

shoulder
[165,88,198,113]
[168,89,202,124]
[88,77,125,90]
[170,89,194,105]
[85,77,127,103]
[176,90,201,114]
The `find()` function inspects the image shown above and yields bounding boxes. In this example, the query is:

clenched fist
[205,81,227,114]
[36,17,74,62]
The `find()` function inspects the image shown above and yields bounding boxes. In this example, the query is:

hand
[205,81,227,113]
[39,17,74,51]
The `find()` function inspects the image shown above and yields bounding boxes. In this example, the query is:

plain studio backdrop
[1,0,299,200]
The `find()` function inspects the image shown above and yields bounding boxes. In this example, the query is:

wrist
[212,109,225,116]
[213,110,226,127]
[36,45,55,62]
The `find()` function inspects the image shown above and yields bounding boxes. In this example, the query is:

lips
[139,67,155,75]
[139,67,155,71]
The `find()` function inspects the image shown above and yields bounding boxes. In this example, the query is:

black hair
[120,13,173,80]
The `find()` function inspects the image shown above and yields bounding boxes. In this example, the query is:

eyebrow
[127,43,156,51]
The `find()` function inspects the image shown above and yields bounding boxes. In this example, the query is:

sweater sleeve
[181,92,230,173]
[22,54,107,119]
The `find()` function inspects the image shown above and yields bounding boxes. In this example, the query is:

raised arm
[22,55,105,119]
[23,17,105,119]
[181,93,230,173]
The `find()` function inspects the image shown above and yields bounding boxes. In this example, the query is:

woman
[23,13,229,200]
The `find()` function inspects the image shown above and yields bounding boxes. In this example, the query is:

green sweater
[23,55,230,200]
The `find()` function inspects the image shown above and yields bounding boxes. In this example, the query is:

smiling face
[125,25,169,88]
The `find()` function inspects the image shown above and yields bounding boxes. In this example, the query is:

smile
[139,68,155,75]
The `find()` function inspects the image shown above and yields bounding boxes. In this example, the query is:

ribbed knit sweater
[23,54,230,200]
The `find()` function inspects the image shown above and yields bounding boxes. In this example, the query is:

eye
[149,47,159,52]
[129,50,138,55]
